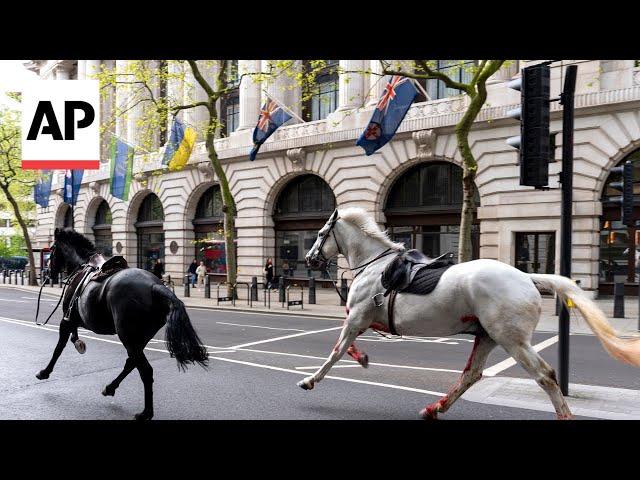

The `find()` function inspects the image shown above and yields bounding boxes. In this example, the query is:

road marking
[358,335,474,345]
[21,296,58,302]
[0,298,30,303]
[483,335,559,377]
[188,306,343,322]
[296,364,364,369]
[228,326,343,349]
[216,321,306,332]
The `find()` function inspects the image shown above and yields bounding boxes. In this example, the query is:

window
[414,60,476,101]
[192,185,237,275]
[220,60,240,136]
[137,194,164,223]
[63,207,73,228]
[302,60,339,121]
[93,200,112,258]
[274,175,336,216]
[136,194,164,272]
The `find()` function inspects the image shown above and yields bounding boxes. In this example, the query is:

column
[77,60,86,80]
[184,61,211,139]
[85,60,102,79]
[236,59,261,132]
[55,66,71,80]
[115,60,131,142]
[262,60,302,121]
[336,60,365,111]
[367,60,387,106]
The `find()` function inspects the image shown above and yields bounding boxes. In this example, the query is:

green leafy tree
[0,105,38,285]
[381,60,506,262]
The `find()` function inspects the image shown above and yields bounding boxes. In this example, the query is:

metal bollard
[184,274,190,297]
[7,270,11,285]
[59,273,64,288]
[20,270,24,285]
[308,277,316,304]
[279,276,286,304]
[204,275,211,298]
[251,276,258,302]
[613,281,625,318]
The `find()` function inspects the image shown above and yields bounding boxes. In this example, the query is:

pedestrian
[153,258,164,279]
[195,260,207,290]
[282,259,290,276]
[188,259,198,287]
[264,257,274,288]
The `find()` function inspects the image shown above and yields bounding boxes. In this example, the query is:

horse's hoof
[358,353,369,368]
[134,411,153,421]
[36,370,49,380]
[420,407,439,420]
[102,385,116,397]
[297,378,315,390]
[74,339,87,354]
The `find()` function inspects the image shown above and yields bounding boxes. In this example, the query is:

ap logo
[22,80,100,170]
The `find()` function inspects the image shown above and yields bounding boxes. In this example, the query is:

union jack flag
[250,97,292,161]
[356,75,418,156]
[63,169,84,206]
[377,76,411,115]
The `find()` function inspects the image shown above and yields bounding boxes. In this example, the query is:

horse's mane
[57,228,97,259]
[338,207,405,251]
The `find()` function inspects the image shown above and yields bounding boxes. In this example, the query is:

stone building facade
[26,60,640,297]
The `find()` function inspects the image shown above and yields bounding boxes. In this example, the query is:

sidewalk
[3,281,640,420]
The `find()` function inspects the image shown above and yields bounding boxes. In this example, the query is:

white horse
[300,207,640,420]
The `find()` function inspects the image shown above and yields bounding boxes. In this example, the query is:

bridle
[309,210,396,303]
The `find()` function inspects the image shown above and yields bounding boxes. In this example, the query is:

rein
[34,263,83,326]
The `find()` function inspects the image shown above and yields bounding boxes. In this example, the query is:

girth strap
[387,289,399,336]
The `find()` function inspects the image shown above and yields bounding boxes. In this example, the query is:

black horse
[36,227,209,420]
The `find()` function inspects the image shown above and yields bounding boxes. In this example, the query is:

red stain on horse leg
[423,335,482,414]
[347,344,359,359]
[461,315,478,323]
[370,322,390,333]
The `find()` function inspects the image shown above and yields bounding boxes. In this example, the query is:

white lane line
[0,298,30,303]
[295,364,363,370]
[216,321,305,332]
[228,326,343,349]
[0,315,445,397]
[188,306,343,322]
[483,335,559,377]
[21,297,58,302]
[239,347,463,374]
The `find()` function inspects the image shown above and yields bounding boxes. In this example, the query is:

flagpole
[70,170,75,229]
[411,78,431,101]
[261,89,306,124]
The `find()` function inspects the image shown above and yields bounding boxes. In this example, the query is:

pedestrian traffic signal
[506,63,551,188]
[609,160,635,227]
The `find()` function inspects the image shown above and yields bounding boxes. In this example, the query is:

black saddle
[92,255,129,282]
[381,250,455,297]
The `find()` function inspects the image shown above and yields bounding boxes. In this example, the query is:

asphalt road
[1,287,635,420]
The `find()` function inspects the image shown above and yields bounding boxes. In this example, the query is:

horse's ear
[329,209,339,223]
[54,228,60,238]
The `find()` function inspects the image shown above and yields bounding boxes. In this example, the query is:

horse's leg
[297,324,360,390]
[501,342,574,420]
[36,320,74,380]
[421,332,497,420]
[101,357,135,397]
[69,326,86,354]
[130,350,154,421]
[347,343,368,368]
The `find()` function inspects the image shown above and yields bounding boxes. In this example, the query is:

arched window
[136,194,164,272]
[63,207,73,228]
[385,162,479,260]
[192,185,237,276]
[93,200,112,257]
[599,149,640,293]
[274,175,336,279]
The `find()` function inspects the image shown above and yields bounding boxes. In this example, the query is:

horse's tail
[529,273,640,367]
[152,284,209,371]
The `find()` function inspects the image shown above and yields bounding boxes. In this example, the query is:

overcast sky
[0,60,37,108]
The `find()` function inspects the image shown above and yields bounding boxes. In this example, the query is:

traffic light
[506,63,551,188]
[609,160,634,227]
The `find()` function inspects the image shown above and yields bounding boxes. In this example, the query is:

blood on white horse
[300,207,640,420]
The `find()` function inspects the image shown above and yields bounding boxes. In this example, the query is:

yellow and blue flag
[356,76,418,156]
[110,136,134,201]
[162,118,197,171]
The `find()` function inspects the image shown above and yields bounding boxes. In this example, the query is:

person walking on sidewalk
[195,261,207,290]
[265,258,274,288]
[153,258,164,279]
[188,259,198,287]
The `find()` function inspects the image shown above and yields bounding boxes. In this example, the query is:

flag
[63,169,84,206]
[34,170,53,208]
[356,76,418,156]
[162,117,197,171]
[249,97,292,161]
[110,136,134,201]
